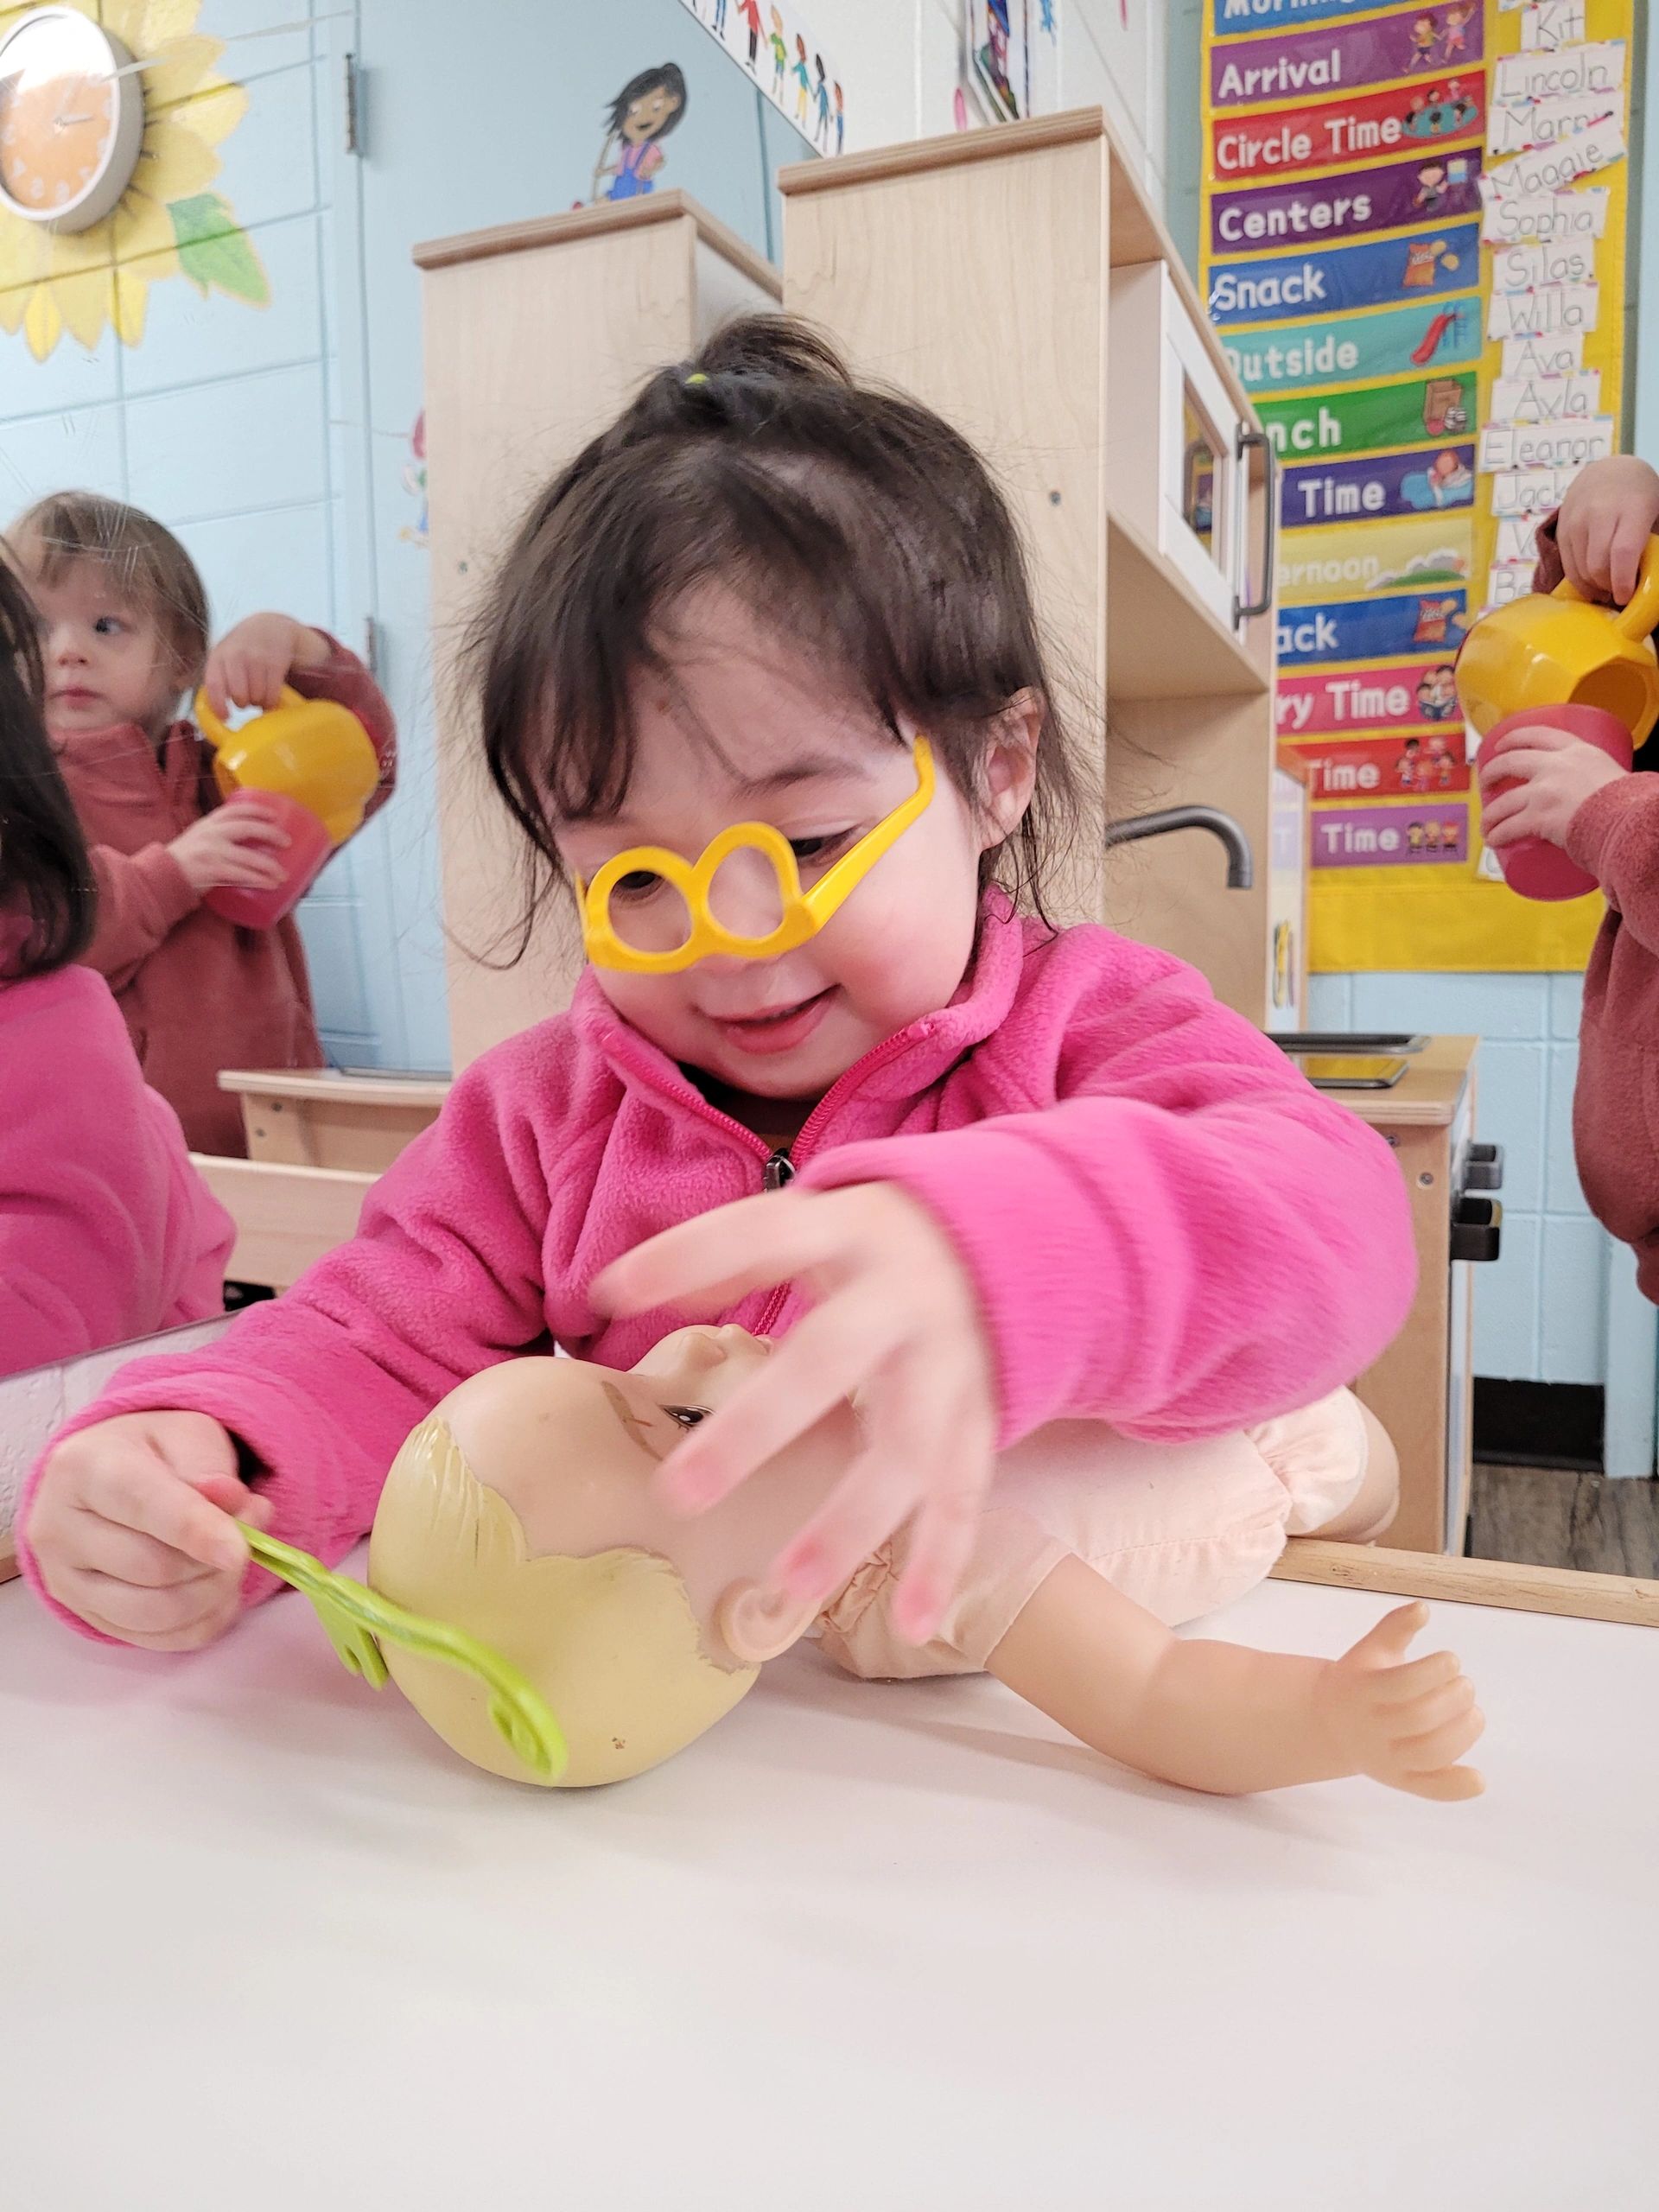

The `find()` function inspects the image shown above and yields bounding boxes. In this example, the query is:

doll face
[422,1327,858,1664]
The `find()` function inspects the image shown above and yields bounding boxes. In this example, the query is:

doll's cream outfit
[817,1387,1370,1680]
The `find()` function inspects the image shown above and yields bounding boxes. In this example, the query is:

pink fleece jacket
[17,896,1416,1634]
[2,963,234,1378]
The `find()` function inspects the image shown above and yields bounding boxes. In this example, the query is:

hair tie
[684,371,709,387]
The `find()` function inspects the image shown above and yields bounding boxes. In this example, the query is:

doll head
[368,1328,857,1786]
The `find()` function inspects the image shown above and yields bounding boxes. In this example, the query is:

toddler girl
[9,493,397,1156]
[1477,454,1659,1299]
[0,556,232,1376]
[22,322,1427,1774]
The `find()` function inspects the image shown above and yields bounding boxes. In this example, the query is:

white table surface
[2,1559,1654,2212]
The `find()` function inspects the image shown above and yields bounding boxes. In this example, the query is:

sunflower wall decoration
[0,0,268,362]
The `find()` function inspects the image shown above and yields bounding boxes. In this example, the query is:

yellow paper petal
[41,222,112,280]
[175,77,247,149]
[23,284,62,361]
[112,256,159,346]
[0,211,49,289]
[142,35,220,111]
[138,0,207,48]
[136,117,220,201]
[54,263,115,351]
[0,277,29,334]
[109,186,175,264]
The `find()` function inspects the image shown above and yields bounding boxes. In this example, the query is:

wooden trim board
[1274,1537,1659,1628]
[412,189,780,298]
[218,1070,452,1111]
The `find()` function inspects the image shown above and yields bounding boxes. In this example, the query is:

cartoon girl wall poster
[592,63,689,204]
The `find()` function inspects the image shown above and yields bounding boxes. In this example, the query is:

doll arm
[988,1557,1484,1799]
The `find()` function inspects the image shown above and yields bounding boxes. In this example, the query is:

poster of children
[675,0,845,154]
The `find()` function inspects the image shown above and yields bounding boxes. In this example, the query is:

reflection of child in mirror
[0,556,232,1377]
[7,493,396,1157]
[1479,456,1659,1300]
[22,320,1416,1741]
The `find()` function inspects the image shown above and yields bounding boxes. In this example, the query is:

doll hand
[1554,454,1659,607]
[1312,1602,1484,1801]
[202,613,331,719]
[1478,724,1625,850]
[594,1184,996,1644]
[24,1412,272,1651]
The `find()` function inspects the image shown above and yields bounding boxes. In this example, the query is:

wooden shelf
[190,1155,377,1290]
[1106,512,1268,702]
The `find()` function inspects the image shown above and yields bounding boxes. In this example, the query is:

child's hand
[24,1412,272,1650]
[168,803,290,894]
[202,613,331,718]
[1554,454,1659,606]
[1478,724,1626,851]
[594,1184,995,1644]
[1312,1602,1484,1800]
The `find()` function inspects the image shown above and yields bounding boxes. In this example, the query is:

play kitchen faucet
[1102,805,1253,889]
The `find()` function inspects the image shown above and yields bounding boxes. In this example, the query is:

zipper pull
[763,1149,796,1191]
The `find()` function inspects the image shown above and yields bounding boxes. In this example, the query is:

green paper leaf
[168,193,270,307]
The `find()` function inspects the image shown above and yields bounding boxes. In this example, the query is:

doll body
[369,1331,1482,1800]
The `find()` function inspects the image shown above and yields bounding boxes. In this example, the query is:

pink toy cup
[203,791,334,930]
[1478,703,1632,903]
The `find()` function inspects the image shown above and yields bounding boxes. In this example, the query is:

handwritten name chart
[1202,0,1634,974]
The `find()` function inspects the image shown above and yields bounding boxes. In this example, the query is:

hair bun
[688,315,853,391]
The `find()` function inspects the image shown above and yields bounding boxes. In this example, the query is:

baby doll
[359,1331,1483,1800]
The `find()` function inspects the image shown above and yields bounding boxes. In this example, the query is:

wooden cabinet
[1339,1038,1482,1555]
[415,193,780,1070]
[779,108,1298,1027]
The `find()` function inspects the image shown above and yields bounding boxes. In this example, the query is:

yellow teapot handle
[1552,534,1659,642]
[194,682,307,753]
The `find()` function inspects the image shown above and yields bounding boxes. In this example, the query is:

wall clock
[0,7,145,233]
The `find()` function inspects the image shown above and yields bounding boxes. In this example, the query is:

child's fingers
[1608,511,1652,607]
[656,1292,893,1512]
[69,1513,220,1590]
[765,1441,916,1615]
[890,1418,994,1644]
[1363,1645,1462,1706]
[1393,1703,1485,1774]
[1478,788,1532,836]
[63,1563,241,1644]
[222,814,293,849]
[79,1454,249,1574]
[596,1192,835,1319]
[73,1576,243,1653]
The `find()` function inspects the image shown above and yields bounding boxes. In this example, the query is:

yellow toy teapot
[195,683,380,842]
[1455,534,1659,747]
[194,685,381,929]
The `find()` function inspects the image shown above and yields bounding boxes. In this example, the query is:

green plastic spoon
[242,1526,568,1783]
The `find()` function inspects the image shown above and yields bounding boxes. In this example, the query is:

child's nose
[50,624,87,664]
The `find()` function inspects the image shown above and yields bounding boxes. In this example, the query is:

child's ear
[716,1580,817,1665]
[978,689,1042,849]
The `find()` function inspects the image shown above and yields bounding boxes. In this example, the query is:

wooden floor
[1469,1464,1659,1577]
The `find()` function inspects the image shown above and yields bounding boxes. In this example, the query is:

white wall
[802,2,1167,191]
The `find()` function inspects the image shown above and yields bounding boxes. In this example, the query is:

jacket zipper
[652,1025,932,1337]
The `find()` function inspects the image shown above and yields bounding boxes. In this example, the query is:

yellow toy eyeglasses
[577,736,937,975]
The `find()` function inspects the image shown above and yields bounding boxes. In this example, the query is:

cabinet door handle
[1232,424,1277,627]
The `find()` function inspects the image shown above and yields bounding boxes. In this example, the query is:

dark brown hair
[10,490,210,700]
[475,315,1084,957]
[0,558,95,977]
